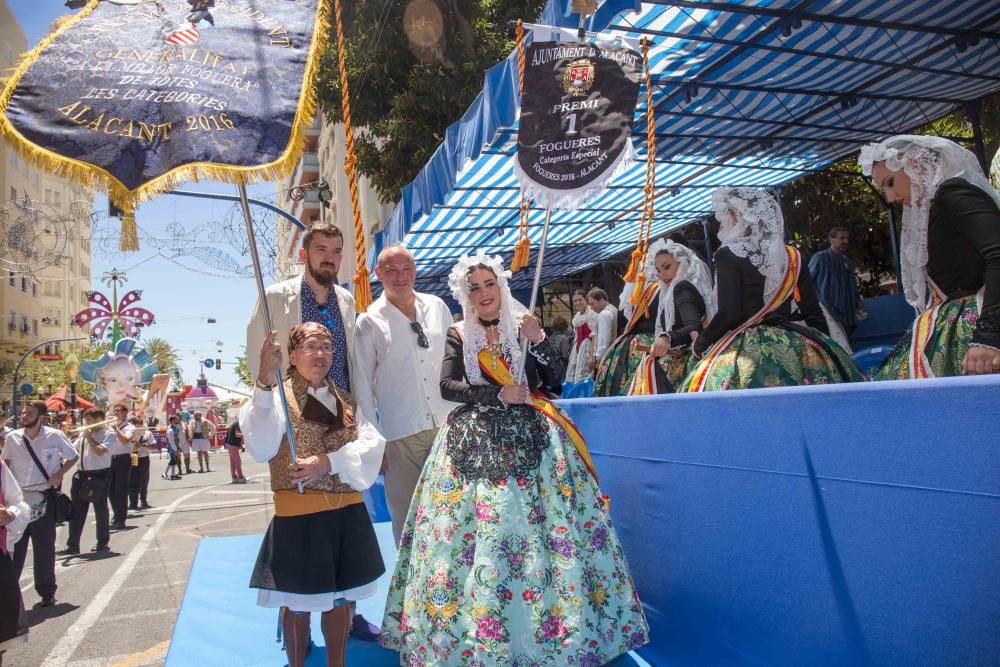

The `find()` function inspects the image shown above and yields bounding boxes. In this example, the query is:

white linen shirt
[76,429,115,471]
[352,293,459,442]
[238,385,385,492]
[2,426,78,492]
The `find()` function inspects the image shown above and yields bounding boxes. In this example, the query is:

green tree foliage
[1,341,109,402]
[233,349,253,388]
[316,0,547,201]
[140,337,182,384]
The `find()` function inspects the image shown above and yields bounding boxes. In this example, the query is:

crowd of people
[1,135,996,666]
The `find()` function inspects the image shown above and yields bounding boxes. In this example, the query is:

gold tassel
[623,248,642,282]
[119,207,138,252]
[629,273,647,305]
[353,266,372,312]
[511,236,531,273]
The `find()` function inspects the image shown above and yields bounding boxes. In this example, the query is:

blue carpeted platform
[167,521,647,666]
[166,522,400,667]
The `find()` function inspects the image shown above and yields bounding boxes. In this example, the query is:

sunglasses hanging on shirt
[409,321,429,348]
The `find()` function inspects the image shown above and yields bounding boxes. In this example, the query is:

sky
[9,1,286,390]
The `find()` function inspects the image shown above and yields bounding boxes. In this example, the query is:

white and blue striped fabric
[373,0,1000,296]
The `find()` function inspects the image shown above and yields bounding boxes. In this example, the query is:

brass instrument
[67,417,117,434]
[0,415,13,430]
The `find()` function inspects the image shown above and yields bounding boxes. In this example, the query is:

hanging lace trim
[445,404,550,483]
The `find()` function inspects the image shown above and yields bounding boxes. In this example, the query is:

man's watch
[254,378,276,391]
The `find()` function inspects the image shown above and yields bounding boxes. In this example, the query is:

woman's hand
[500,383,530,405]
[962,345,1000,375]
[257,330,283,385]
[0,505,13,527]
[519,314,545,344]
[288,454,332,486]
[650,335,671,358]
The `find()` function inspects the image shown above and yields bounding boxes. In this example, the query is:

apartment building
[274,113,392,286]
[0,0,95,411]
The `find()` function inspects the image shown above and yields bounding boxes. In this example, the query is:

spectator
[61,409,114,555]
[808,227,866,336]
[189,412,216,473]
[546,316,573,383]
[163,415,185,480]
[2,400,78,607]
[128,417,153,511]
[586,288,618,372]
[224,420,246,484]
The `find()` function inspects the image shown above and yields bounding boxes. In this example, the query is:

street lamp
[65,352,80,426]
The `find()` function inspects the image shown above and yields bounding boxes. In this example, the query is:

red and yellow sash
[627,354,658,396]
[908,280,948,379]
[686,245,802,392]
[477,348,600,485]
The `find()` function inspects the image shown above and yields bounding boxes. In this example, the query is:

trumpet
[67,417,117,434]
[0,415,12,430]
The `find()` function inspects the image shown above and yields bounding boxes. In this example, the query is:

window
[7,272,13,287]
[44,189,52,204]
[9,186,15,201]
[7,311,14,326]
[21,316,28,334]
[20,277,27,293]
[32,172,39,189]
[32,320,38,336]
[31,281,37,297]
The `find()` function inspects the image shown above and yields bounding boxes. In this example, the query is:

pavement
[7,448,274,667]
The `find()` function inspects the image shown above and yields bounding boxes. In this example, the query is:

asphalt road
[7,448,273,667]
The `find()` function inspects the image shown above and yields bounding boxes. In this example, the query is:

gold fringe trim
[353,266,373,312]
[510,236,531,273]
[0,0,334,251]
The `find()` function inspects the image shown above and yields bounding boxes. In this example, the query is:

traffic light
[216,358,222,369]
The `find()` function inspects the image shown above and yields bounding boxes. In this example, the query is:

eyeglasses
[316,305,337,334]
[297,343,334,355]
[409,321,429,349]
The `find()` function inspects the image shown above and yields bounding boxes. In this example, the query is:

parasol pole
[518,206,553,379]
[238,181,302,493]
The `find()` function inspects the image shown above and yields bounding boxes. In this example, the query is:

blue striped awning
[375,0,1000,296]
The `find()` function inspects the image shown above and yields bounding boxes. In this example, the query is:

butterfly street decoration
[73,271,155,344]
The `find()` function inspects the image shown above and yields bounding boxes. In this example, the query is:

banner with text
[0,0,327,217]
[515,40,642,210]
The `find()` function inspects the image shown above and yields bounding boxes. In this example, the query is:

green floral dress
[876,295,979,379]
[380,335,649,666]
[679,324,865,391]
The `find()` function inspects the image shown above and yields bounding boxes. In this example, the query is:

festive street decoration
[78,338,159,405]
[73,269,155,344]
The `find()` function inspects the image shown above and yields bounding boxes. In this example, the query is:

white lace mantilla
[712,187,788,306]
[642,238,718,337]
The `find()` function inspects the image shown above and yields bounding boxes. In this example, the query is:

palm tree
[142,337,182,381]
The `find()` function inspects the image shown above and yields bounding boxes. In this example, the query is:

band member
[128,417,153,510]
[108,404,134,530]
[61,409,114,554]
[2,401,78,607]
[1,456,31,661]
[241,322,385,667]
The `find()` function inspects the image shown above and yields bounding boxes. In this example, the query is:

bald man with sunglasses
[353,245,457,545]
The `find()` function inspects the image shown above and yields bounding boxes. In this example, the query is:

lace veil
[858,135,1000,312]
[712,187,788,306]
[448,251,527,385]
[642,238,718,337]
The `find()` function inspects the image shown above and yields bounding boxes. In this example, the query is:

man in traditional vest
[240,322,385,667]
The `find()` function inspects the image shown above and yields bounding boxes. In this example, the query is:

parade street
[9,450,271,667]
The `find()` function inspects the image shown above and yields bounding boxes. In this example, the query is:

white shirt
[109,421,135,456]
[137,430,154,458]
[239,385,385,492]
[2,426,78,492]
[1,460,31,551]
[594,307,617,359]
[353,293,459,441]
[76,429,114,471]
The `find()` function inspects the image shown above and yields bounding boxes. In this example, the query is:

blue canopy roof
[374,0,1000,296]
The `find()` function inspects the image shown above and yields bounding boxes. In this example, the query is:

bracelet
[254,378,276,391]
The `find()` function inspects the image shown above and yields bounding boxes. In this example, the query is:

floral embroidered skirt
[876,295,979,380]
[594,332,692,396]
[679,323,864,391]
[380,409,649,666]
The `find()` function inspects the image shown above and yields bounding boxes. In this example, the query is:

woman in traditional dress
[240,322,385,667]
[595,240,717,395]
[1,458,31,665]
[857,136,1000,378]
[380,251,648,666]
[565,289,597,383]
[682,187,864,391]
